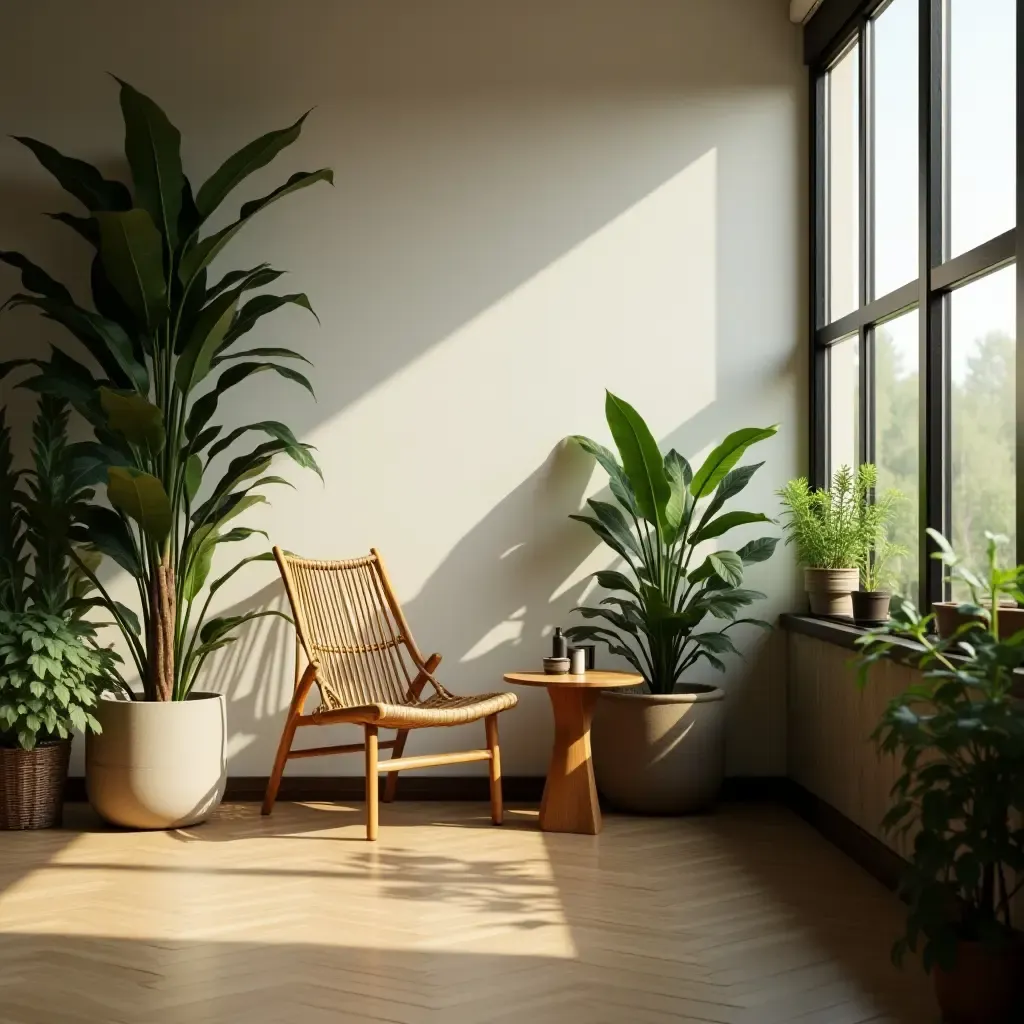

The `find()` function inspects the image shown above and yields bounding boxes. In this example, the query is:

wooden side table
[503,670,642,835]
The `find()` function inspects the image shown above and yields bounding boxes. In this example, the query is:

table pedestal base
[539,688,601,835]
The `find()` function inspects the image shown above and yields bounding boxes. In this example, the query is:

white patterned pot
[86,691,226,829]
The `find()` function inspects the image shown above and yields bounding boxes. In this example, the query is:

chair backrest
[273,548,424,710]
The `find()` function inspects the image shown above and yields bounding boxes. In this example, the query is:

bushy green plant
[779,463,900,572]
[564,392,778,695]
[0,609,115,749]
[1,79,331,701]
[856,530,1024,973]
[852,463,905,592]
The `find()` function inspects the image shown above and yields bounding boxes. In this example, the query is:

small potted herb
[852,465,905,626]
[778,465,864,617]
[855,530,1024,1023]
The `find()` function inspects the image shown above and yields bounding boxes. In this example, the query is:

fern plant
[779,464,869,569]
[0,398,120,748]
[1,78,331,701]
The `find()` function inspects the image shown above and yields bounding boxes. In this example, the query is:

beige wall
[0,0,806,779]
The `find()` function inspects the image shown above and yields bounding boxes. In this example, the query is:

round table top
[503,669,643,689]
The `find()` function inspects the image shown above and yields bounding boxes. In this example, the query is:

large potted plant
[778,464,869,617]
[0,399,118,828]
[856,530,1024,1024]
[565,392,777,814]
[0,79,330,828]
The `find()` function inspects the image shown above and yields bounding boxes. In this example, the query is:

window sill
[779,613,926,667]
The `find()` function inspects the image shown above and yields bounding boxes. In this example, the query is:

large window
[810,0,1020,611]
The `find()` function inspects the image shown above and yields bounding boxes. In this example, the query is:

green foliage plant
[852,463,906,592]
[0,398,120,749]
[0,79,332,701]
[0,609,116,750]
[855,529,1024,973]
[779,463,885,571]
[563,391,778,696]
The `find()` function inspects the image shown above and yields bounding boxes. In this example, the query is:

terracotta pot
[86,692,226,829]
[851,590,891,626]
[0,739,71,830]
[933,936,1024,1024]
[803,567,858,617]
[591,685,724,815]
[933,601,1024,641]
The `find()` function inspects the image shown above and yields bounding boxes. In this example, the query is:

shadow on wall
[200,443,598,777]
[0,0,806,778]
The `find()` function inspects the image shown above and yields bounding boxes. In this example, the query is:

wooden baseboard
[778,778,906,893]
[64,774,788,805]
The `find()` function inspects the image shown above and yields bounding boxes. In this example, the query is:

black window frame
[806,0,1023,612]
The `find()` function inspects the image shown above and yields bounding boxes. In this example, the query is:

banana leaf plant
[0,79,331,701]
[564,392,779,694]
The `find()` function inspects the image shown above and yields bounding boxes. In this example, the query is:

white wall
[0,0,806,779]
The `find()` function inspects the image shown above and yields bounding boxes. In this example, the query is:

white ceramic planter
[86,691,226,829]
[592,685,725,814]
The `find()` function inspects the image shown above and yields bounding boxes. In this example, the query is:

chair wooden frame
[262,547,517,840]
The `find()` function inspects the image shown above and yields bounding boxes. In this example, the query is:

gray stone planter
[592,685,725,815]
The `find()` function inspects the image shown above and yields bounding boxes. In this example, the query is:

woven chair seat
[317,690,518,729]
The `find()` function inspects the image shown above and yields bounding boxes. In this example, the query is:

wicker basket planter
[0,739,71,830]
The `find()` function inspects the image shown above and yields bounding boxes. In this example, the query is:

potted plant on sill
[851,464,905,626]
[564,392,778,814]
[0,79,330,829]
[778,464,869,618]
[856,529,1024,1024]
[0,399,119,829]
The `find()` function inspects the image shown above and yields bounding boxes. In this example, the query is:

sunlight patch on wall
[296,149,718,599]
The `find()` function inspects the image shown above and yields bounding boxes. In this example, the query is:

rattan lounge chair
[262,547,518,840]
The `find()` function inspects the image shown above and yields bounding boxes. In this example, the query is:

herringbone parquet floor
[0,801,937,1024]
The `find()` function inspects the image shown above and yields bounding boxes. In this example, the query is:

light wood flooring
[0,801,937,1023]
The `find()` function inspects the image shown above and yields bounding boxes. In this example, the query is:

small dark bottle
[551,627,567,659]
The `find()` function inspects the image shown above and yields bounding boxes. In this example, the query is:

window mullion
[919,0,949,611]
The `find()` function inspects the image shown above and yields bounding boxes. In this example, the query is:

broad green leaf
[664,449,693,536]
[207,265,285,302]
[208,551,276,596]
[207,420,303,460]
[196,112,309,217]
[586,499,642,561]
[690,427,777,499]
[569,514,639,569]
[592,570,641,599]
[690,511,772,545]
[72,507,141,576]
[708,551,744,587]
[185,454,203,502]
[0,251,73,303]
[198,609,292,646]
[215,360,316,399]
[116,78,183,248]
[46,212,99,246]
[100,388,165,453]
[179,169,333,289]
[212,346,312,366]
[107,468,172,543]
[5,293,147,391]
[95,209,168,327]
[221,292,317,348]
[737,536,779,564]
[175,294,237,393]
[567,434,637,514]
[604,392,670,531]
[11,136,132,211]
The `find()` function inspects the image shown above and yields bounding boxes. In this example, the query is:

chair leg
[262,709,299,816]
[485,714,503,826]
[382,729,409,803]
[365,724,379,841]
